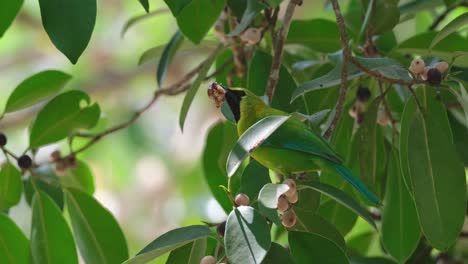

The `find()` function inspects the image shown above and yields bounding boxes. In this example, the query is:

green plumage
[232,88,380,205]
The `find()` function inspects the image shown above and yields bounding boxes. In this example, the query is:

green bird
[208,83,380,205]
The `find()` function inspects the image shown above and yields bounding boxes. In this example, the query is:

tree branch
[265,0,302,103]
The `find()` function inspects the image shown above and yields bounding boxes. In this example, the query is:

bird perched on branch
[208,82,380,205]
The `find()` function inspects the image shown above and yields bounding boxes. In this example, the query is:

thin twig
[265,0,301,103]
[1,147,19,160]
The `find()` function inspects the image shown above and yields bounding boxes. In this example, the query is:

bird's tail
[331,163,381,205]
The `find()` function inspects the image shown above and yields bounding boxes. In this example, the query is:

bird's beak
[208,82,226,108]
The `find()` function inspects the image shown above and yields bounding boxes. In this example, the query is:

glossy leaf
[29,90,100,148]
[299,182,376,229]
[350,257,397,264]
[399,94,417,194]
[31,190,78,264]
[258,183,289,225]
[126,225,210,264]
[262,243,294,264]
[179,44,224,131]
[165,239,207,264]
[382,149,420,263]
[238,160,271,200]
[226,115,290,177]
[38,0,96,63]
[163,0,191,16]
[138,0,149,12]
[157,31,184,87]
[65,188,128,264]
[0,162,22,210]
[0,0,23,37]
[407,105,466,250]
[369,1,400,34]
[25,165,64,209]
[225,206,271,264]
[4,70,71,113]
[287,19,341,53]
[0,213,29,264]
[289,231,349,264]
[61,160,95,194]
[431,13,468,48]
[176,0,227,44]
[228,0,266,37]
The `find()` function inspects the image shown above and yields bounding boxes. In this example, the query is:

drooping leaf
[38,0,96,63]
[226,115,290,177]
[60,160,95,194]
[0,0,23,37]
[126,225,211,264]
[165,239,207,264]
[65,188,128,264]
[4,70,71,113]
[179,44,224,131]
[138,0,149,13]
[289,231,349,264]
[287,19,341,53]
[299,182,376,229]
[157,31,185,87]
[31,190,78,264]
[0,162,22,210]
[227,0,267,37]
[431,13,468,48]
[257,183,289,225]
[176,0,227,44]
[0,213,29,264]
[369,0,400,34]
[381,149,420,263]
[29,90,100,148]
[25,165,64,209]
[163,0,191,16]
[225,206,271,264]
[262,242,294,264]
[407,101,466,250]
[238,160,271,200]
[292,174,320,213]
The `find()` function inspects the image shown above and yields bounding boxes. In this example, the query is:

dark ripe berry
[18,155,32,169]
[0,133,7,147]
[356,86,371,102]
[217,221,226,237]
[426,68,442,85]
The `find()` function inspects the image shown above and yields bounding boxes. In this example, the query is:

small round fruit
[18,155,32,169]
[0,133,7,147]
[348,105,357,118]
[356,86,371,102]
[409,58,425,75]
[277,196,289,212]
[283,179,297,197]
[421,66,430,81]
[435,61,449,74]
[200,255,217,264]
[281,210,297,228]
[234,193,250,206]
[286,191,299,204]
[50,150,61,162]
[217,221,226,237]
[426,68,442,85]
[377,109,390,126]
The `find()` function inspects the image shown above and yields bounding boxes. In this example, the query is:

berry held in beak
[207,82,226,108]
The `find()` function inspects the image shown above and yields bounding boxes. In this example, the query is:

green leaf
[60,160,95,194]
[238,160,271,200]
[350,257,397,264]
[0,0,23,37]
[65,188,128,264]
[381,149,420,263]
[4,70,71,113]
[163,0,191,16]
[289,231,349,264]
[369,1,400,34]
[291,207,346,251]
[293,175,320,213]
[257,183,289,225]
[299,182,376,229]
[38,0,96,63]
[31,190,78,264]
[179,44,224,131]
[407,91,466,250]
[166,239,207,264]
[157,31,185,87]
[431,13,468,48]
[0,213,29,264]
[227,0,266,37]
[25,165,64,209]
[287,19,341,53]
[262,243,294,264]
[29,90,100,148]
[226,115,290,177]
[0,162,22,210]
[399,95,417,194]
[225,206,271,264]
[125,225,211,264]
[138,0,149,12]
[176,0,227,44]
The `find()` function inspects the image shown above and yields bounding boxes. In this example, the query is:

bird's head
[208,82,246,122]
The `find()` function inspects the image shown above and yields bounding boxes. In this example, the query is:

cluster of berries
[50,150,77,176]
[409,58,448,85]
[278,178,299,228]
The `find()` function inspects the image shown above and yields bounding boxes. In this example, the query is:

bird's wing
[263,116,343,164]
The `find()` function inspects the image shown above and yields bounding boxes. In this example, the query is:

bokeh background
[1,0,467,263]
